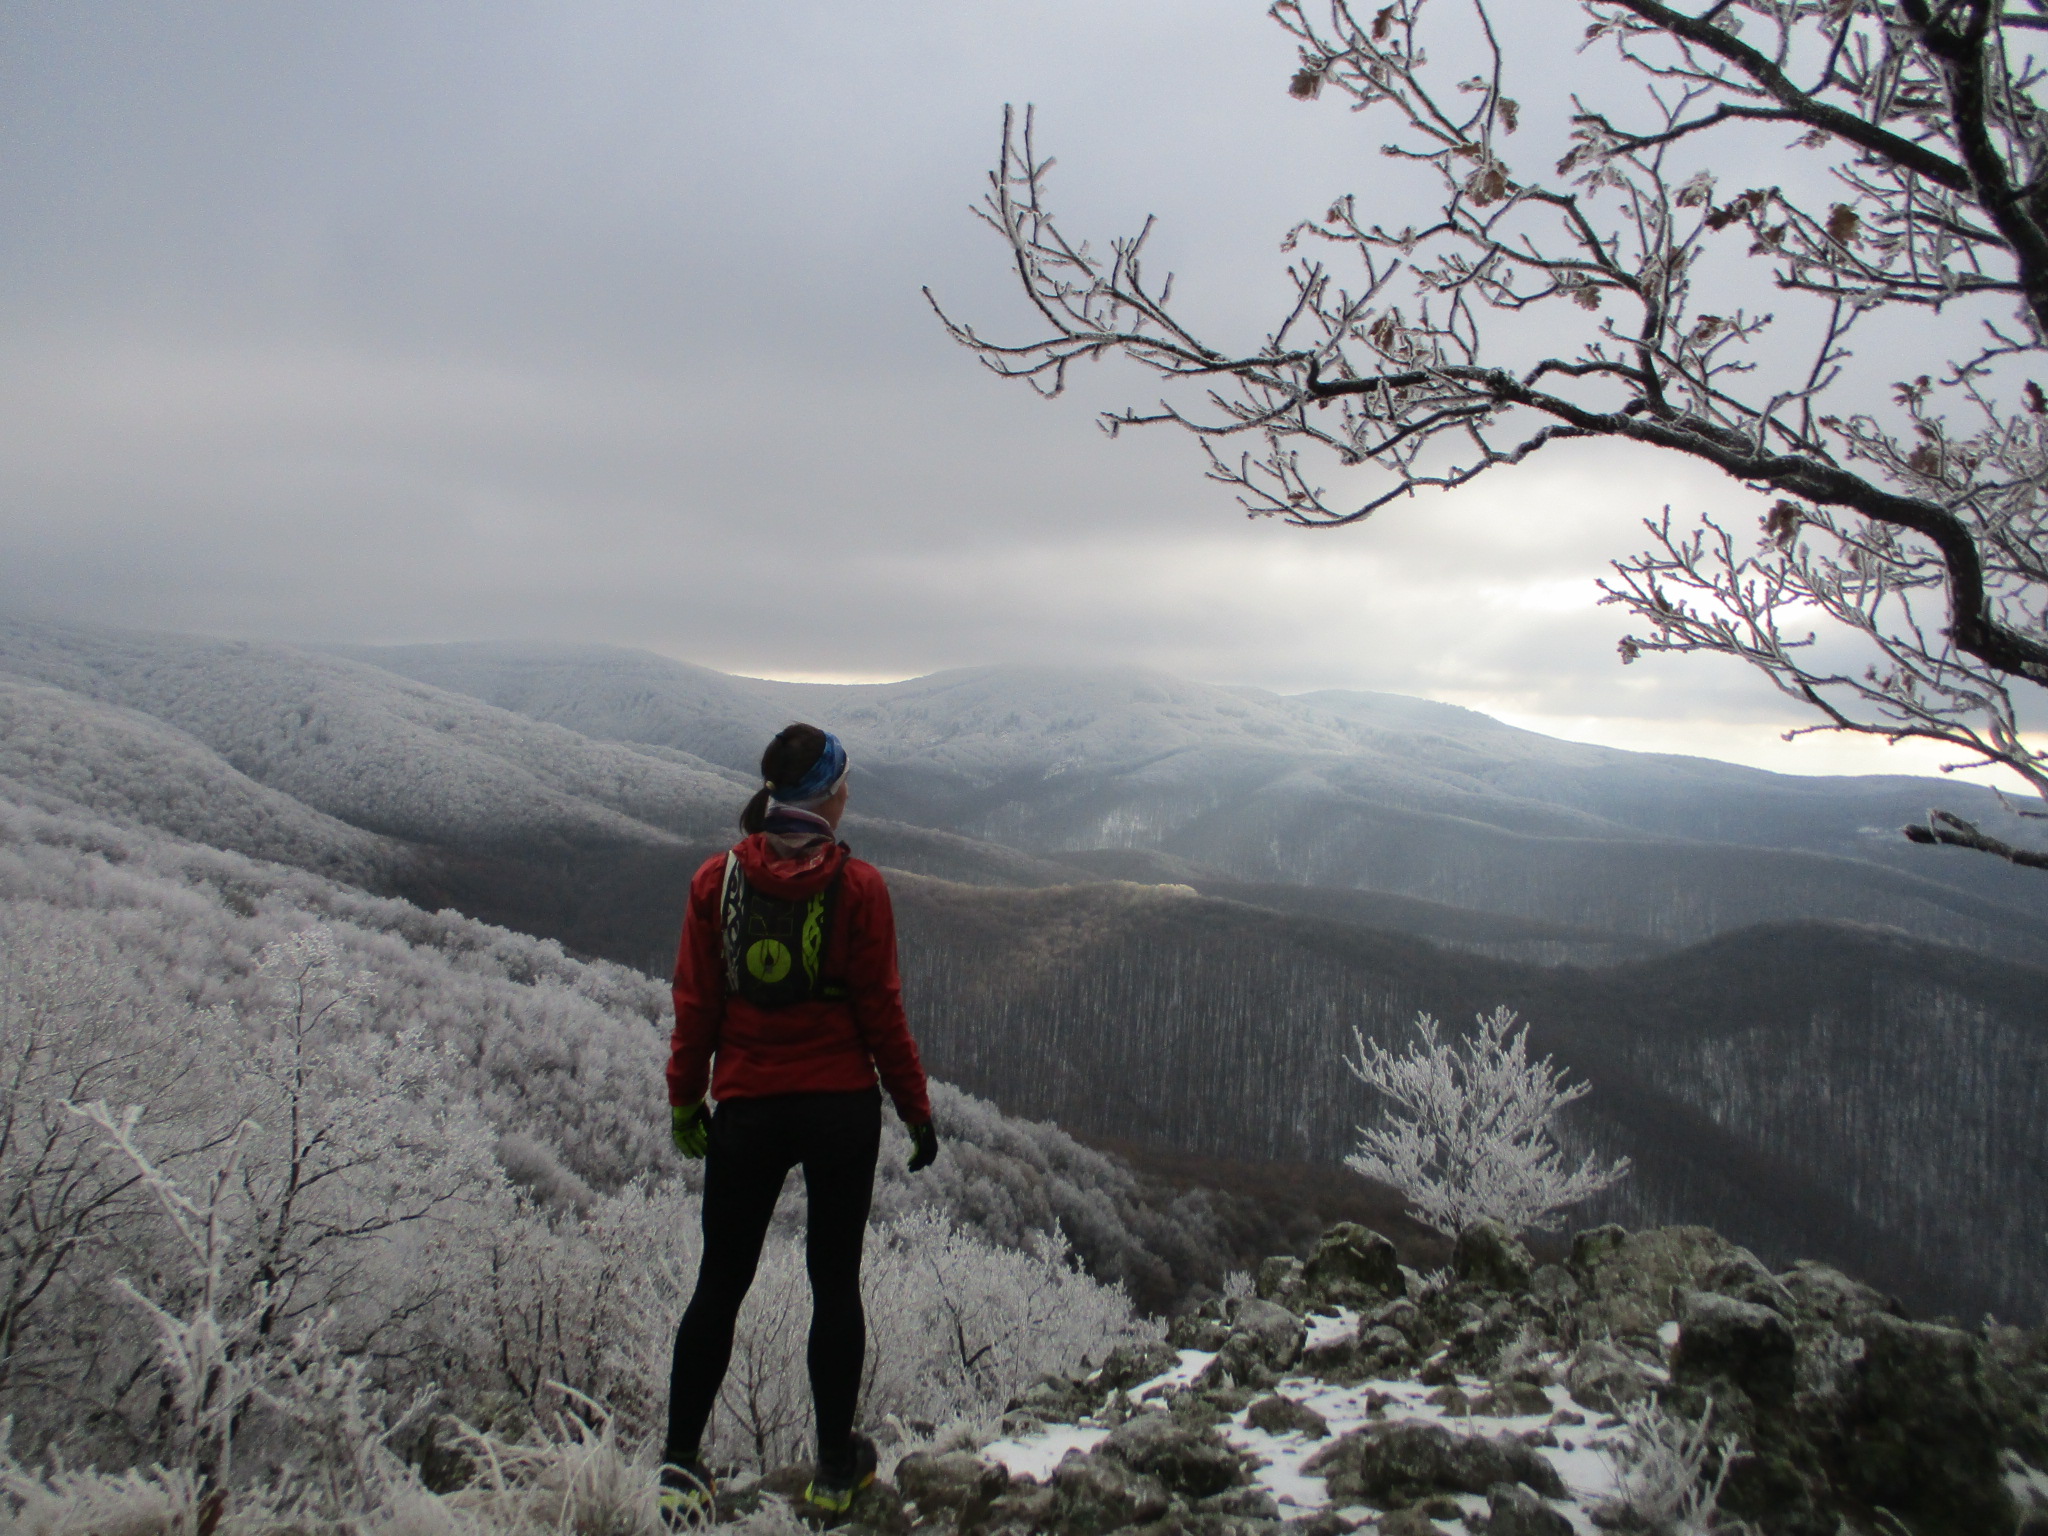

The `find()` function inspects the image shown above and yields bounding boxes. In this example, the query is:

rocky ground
[712,1221,2048,1536]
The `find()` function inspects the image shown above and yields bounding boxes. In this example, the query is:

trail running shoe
[803,1431,878,1517]
[656,1460,717,1528]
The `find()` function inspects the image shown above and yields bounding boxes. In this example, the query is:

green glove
[906,1121,939,1174]
[672,1101,709,1160]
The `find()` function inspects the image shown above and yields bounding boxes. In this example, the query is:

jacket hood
[733,831,848,898]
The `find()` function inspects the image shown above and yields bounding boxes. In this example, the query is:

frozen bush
[1344,1006,1630,1234]
[1595,1397,1743,1536]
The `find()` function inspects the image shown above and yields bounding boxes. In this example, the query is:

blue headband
[769,732,848,806]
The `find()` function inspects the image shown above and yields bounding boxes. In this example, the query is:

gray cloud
[0,0,1987,779]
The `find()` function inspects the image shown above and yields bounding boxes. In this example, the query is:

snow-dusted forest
[0,794,1218,1523]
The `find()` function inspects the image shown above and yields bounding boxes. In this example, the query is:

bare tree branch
[1905,808,2048,864]
[933,0,2048,865]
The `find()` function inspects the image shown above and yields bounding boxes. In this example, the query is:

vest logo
[745,939,793,985]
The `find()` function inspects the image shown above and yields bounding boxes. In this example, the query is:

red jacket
[668,834,932,1124]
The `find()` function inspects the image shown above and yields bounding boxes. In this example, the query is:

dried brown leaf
[1763,501,1804,550]
[1466,165,1509,205]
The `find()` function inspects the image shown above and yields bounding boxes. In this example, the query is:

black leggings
[664,1089,881,1467]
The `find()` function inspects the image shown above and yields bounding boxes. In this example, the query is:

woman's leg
[664,1102,794,1466]
[798,1090,882,1466]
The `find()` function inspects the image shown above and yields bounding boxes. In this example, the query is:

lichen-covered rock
[1279,1512,1356,1536]
[1301,1223,1405,1307]
[1671,1290,1797,1407]
[1371,1298,1423,1336]
[1171,1301,1234,1352]
[1201,1298,1308,1389]
[1167,1515,1280,1536]
[1302,1421,1565,1506]
[1776,1260,1893,1332]
[895,1451,1010,1521]
[1195,1486,1282,1521]
[758,1464,815,1501]
[1453,1220,1534,1294]
[1567,1225,1742,1340]
[969,1479,1055,1536]
[1012,1372,1094,1424]
[1836,1314,2021,1536]
[1429,1293,1527,1376]
[1257,1255,1306,1305]
[1298,1330,1360,1383]
[1480,1480,1574,1536]
[1051,1450,1172,1536]
[1563,1339,1657,1414]
[1527,1264,1579,1313]
[1475,1380,1553,1418]
[1229,1298,1308,1367]
[1098,1340,1185,1394]
[1696,1249,1794,1313]
[1100,1410,1248,1499]
[1245,1394,1330,1439]
[1425,1385,1472,1416]
[1374,1510,1442,1536]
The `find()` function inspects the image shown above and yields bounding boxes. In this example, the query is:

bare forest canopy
[1,616,2045,1324]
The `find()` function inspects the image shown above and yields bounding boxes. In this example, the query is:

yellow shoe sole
[801,1472,875,1516]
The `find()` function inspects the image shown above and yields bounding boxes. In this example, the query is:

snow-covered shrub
[1595,1397,1744,1536]
[0,907,205,1429]
[443,1391,663,1536]
[0,1437,214,1536]
[1344,1006,1631,1235]
[861,1210,1158,1443]
[563,1198,1156,1472]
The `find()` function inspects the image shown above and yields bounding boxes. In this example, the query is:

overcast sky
[0,0,2013,779]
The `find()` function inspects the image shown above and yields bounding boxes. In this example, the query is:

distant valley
[3,616,2045,1322]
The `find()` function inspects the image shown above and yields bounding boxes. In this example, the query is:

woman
[659,723,937,1524]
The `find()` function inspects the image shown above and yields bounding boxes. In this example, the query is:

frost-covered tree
[221,929,499,1351]
[1344,1006,1630,1233]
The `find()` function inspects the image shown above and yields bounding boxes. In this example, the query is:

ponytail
[740,786,772,835]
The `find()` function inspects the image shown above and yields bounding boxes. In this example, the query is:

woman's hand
[906,1121,938,1173]
[672,1101,710,1159]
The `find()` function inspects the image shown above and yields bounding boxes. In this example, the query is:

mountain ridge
[5,615,2045,1320]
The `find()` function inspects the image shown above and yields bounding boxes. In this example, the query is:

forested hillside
[889,876,2048,1324]
[4,616,2044,1331]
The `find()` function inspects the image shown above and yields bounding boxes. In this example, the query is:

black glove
[906,1121,939,1173]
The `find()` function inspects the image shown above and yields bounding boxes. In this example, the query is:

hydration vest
[718,851,850,1009]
